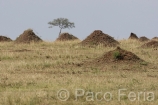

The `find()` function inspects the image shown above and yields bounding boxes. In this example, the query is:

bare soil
[11,49,32,52]
[80,30,119,47]
[0,36,12,42]
[56,33,78,41]
[82,47,148,71]
[128,32,139,40]
[152,37,158,41]
[91,47,144,64]
[139,36,150,42]
[141,40,158,48]
[15,29,42,43]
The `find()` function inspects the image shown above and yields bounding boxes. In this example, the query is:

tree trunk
[59,28,62,37]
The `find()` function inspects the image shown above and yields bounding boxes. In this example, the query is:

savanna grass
[0,40,158,105]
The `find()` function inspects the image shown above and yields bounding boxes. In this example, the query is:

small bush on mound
[128,32,139,40]
[0,36,12,42]
[80,30,119,47]
[139,36,150,42]
[56,33,78,41]
[113,51,122,59]
[15,29,42,43]
[141,40,158,48]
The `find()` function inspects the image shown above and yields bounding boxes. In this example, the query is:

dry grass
[0,40,158,105]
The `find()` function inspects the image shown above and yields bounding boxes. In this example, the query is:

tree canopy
[48,18,75,36]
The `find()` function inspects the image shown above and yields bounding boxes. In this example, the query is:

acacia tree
[48,18,75,36]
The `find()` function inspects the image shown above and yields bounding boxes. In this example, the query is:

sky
[0,0,158,41]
